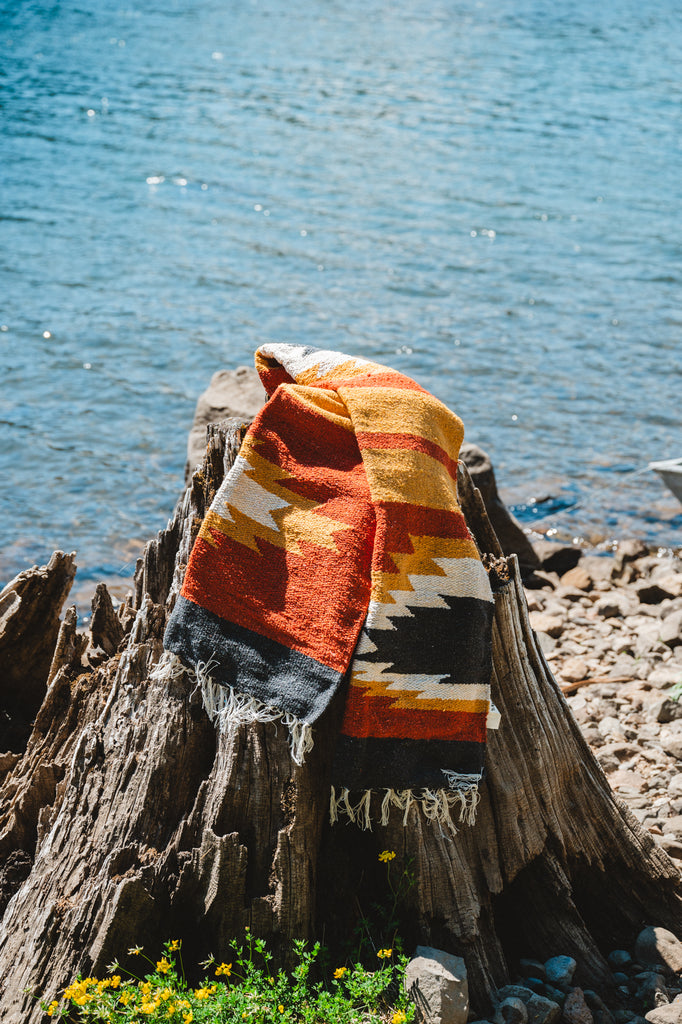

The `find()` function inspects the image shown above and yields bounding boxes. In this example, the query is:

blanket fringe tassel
[329,774,481,835]
[151,652,314,766]
[153,654,482,828]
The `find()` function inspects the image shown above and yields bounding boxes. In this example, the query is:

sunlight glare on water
[0,0,680,595]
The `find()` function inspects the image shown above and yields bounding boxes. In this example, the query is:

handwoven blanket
[163,344,495,831]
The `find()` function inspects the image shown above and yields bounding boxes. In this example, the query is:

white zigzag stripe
[211,454,290,531]
[360,557,492,633]
[351,661,490,702]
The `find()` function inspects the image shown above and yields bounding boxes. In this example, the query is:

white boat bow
[649,457,682,503]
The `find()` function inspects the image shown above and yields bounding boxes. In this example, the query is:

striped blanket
[163,344,495,831]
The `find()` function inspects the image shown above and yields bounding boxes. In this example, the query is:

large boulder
[405,945,469,1024]
[185,366,267,481]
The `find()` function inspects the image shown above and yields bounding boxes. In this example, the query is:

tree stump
[0,420,681,1022]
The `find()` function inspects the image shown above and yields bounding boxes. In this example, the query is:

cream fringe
[153,653,482,828]
[151,652,314,766]
[329,772,482,835]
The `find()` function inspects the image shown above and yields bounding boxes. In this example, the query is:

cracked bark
[0,420,680,1022]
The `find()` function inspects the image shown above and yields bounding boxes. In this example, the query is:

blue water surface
[1,0,681,594]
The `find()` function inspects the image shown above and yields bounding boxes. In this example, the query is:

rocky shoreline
[524,538,682,865]
[478,928,682,1024]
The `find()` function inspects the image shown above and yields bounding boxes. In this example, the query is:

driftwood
[1,420,681,1022]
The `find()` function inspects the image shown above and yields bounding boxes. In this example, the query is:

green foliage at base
[41,852,416,1024]
[41,935,414,1023]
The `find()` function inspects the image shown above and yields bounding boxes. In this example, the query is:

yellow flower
[140,981,152,996]
[110,975,121,989]
[183,1012,194,1024]
[119,990,134,1005]
[141,1002,156,1015]
[378,850,396,862]
[333,967,347,979]
[278,1005,284,1013]
[169,939,181,951]
[392,1012,407,1024]
[377,948,393,959]
[215,962,232,977]
[159,987,173,1001]
[46,1002,59,1017]
[194,987,210,1000]
[64,979,92,1001]
[157,957,172,974]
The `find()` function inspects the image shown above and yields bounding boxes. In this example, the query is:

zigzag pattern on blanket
[163,343,495,831]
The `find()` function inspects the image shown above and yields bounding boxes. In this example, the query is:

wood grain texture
[0,424,680,1021]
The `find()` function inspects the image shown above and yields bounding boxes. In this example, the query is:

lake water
[2,0,681,599]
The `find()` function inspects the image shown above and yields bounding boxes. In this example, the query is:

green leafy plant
[40,930,415,1023]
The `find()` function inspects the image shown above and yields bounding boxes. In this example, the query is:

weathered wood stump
[0,420,681,1022]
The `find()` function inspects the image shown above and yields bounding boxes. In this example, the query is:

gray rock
[669,775,682,796]
[635,927,682,974]
[527,994,563,1024]
[496,987,562,1024]
[598,716,628,741]
[660,612,682,650]
[562,988,594,1024]
[545,956,577,990]
[582,991,615,1024]
[561,657,592,683]
[660,726,682,761]
[561,567,593,592]
[580,556,616,583]
[494,997,528,1024]
[661,817,682,837]
[533,542,582,576]
[645,1006,682,1024]
[659,836,682,861]
[648,667,682,689]
[536,632,558,655]
[635,972,670,1007]
[545,986,567,1006]
[648,699,682,724]
[614,540,649,573]
[520,960,548,981]
[595,594,631,619]
[608,950,634,970]
[655,575,682,599]
[406,946,469,1024]
[185,366,267,480]
[498,987,537,1003]
[530,612,565,639]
